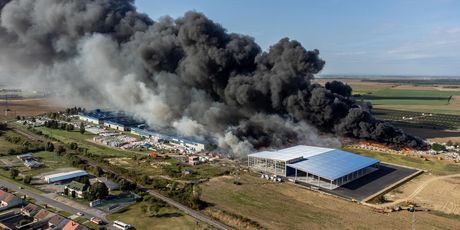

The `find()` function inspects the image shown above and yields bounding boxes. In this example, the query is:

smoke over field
[0,0,425,154]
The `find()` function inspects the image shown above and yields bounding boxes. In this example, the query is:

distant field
[360,88,460,106]
[372,108,460,130]
[0,98,62,121]
[345,147,460,176]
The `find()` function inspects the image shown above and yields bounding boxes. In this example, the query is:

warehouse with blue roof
[248,145,380,189]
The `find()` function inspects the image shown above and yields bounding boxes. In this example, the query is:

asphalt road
[0,179,107,222]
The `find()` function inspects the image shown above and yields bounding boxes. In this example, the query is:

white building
[248,145,380,190]
[43,170,89,183]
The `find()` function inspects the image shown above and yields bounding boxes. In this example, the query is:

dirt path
[367,174,460,208]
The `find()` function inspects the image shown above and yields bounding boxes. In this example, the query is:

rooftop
[66,181,88,192]
[287,149,379,181]
[248,145,333,161]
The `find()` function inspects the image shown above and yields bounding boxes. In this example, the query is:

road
[11,125,232,230]
[0,179,108,222]
[80,156,232,230]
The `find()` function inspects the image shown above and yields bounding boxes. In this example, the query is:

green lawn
[345,147,460,175]
[108,202,206,230]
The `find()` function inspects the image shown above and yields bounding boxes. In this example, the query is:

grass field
[361,88,460,106]
[201,174,460,230]
[32,127,143,158]
[0,132,21,155]
[345,147,460,175]
[107,202,207,230]
[0,151,74,177]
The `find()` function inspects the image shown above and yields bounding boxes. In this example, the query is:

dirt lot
[386,174,460,215]
[200,173,460,230]
[0,98,62,121]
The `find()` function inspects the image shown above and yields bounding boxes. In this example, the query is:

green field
[372,108,460,130]
[108,202,206,230]
[346,147,460,175]
[360,89,460,106]
[33,127,143,158]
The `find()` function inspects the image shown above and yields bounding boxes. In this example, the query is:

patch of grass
[57,210,72,218]
[107,202,205,230]
[345,147,460,175]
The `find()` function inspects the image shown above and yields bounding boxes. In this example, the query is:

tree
[7,148,16,155]
[10,168,19,179]
[88,182,109,201]
[446,140,453,146]
[64,187,69,196]
[23,175,32,184]
[69,142,78,150]
[79,122,85,134]
[431,143,446,152]
[56,145,66,155]
[45,142,54,152]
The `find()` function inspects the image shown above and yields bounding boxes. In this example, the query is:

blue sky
[135,0,460,76]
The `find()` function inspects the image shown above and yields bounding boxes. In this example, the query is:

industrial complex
[248,145,380,189]
[79,110,206,152]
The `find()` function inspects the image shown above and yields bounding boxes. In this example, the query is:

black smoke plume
[0,0,425,155]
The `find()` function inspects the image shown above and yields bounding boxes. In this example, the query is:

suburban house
[63,220,88,230]
[48,215,69,229]
[33,209,56,222]
[48,215,69,230]
[0,190,22,211]
[21,203,41,217]
[65,181,89,198]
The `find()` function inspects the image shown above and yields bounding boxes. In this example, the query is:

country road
[367,174,460,209]
[0,179,107,221]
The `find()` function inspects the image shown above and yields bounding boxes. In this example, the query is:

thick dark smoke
[0,0,425,155]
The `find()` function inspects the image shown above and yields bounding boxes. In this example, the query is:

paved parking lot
[327,163,419,201]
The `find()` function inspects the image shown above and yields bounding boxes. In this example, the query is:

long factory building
[79,110,206,152]
[248,145,380,190]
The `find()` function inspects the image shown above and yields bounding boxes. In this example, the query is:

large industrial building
[248,145,380,189]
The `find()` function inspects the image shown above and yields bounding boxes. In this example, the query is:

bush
[23,175,32,184]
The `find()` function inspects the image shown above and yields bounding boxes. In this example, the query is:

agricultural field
[107,201,207,230]
[372,108,460,130]
[385,174,460,216]
[0,98,62,121]
[200,173,460,230]
[346,147,460,176]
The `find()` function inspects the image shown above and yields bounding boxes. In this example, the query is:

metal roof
[287,149,379,181]
[43,170,88,183]
[248,145,332,161]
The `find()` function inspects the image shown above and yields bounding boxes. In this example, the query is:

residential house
[21,203,41,217]
[33,209,56,222]
[48,215,68,230]
[65,181,89,199]
[0,190,22,211]
[63,220,88,230]
[188,156,199,165]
